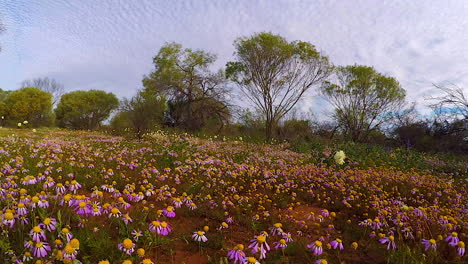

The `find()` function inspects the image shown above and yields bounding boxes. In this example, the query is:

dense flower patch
[0,129,465,263]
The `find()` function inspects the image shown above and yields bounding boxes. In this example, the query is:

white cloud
[0,0,467,117]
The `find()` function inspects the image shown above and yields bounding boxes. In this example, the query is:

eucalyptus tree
[321,65,406,141]
[143,42,230,131]
[226,32,332,141]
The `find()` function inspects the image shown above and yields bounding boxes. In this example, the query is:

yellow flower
[122,239,133,249]
[64,245,75,254]
[142,259,153,264]
[257,235,266,243]
[137,248,145,257]
[69,238,80,249]
[4,212,13,220]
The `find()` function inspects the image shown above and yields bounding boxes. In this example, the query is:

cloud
[0,0,467,117]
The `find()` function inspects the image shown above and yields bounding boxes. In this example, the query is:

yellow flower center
[111,208,119,214]
[257,235,266,243]
[33,226,42,233]
[142,259,152,264]
[4,212,13,220]
[62,228,69,233]
[236,244,244,250]
[274,223,282,228]
[336,238,342,243]
[166,206,173,212]
[152,221,160,227]
[197,231,204,236]
[43,218,51,225]
[429,239,436,245]
[122,239,133,249]
[18,203,25,208]
[389,236,394,242]
[70,238,79,249]
[247,257,257,263]
[315,241,323,247]
[78,202,86,208]
[160,222,168,228]
[451,232,458,237]
[458,241,465,248]
[137,248,145,256]
[279,239,286,244]
[64,245,75,254]
[36,242,44,248]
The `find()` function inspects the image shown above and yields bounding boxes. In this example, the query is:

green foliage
[226,32,332,141]
[112,91,166,139]
[55,90,119,130]
[143,42,230,131]
[4,87,53,126]
[321,64,406,141]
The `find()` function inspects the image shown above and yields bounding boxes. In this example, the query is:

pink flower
[39,217,57,232]
[307,241,323,255]
[227,244,246,264]
[157,221,172,236]
[422,239,437,251]
[457,241,465,256]
[248,234,270,259]
[163,206,176,218]
[118,239,135,255]
[330,239,344,250]
[273,239,288,250]
[445,232,459,247]
[379,236,396,250]
[30,226,46,242]
[33,242,51,258]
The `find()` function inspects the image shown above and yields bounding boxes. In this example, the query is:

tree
[427,84,468,121]
[116,90,166,139]
[55,90,119,130]
[226,32,332,141]
[143,42,231,131]
[321,65,406,142]
[21,77,65,106]
[4,87,53,127]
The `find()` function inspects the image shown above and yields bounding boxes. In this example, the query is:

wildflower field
[0,129,466,264]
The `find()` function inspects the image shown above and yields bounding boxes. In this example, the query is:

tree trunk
[265,118,272,142]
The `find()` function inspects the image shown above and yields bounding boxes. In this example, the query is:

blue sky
[0,0,467,117]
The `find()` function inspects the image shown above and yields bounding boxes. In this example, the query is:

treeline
[0,86,118,130]
[1,32,466,154]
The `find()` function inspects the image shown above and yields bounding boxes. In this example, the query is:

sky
[0,0,467,118]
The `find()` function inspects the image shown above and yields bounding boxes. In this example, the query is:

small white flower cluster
[334,150,346,165]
